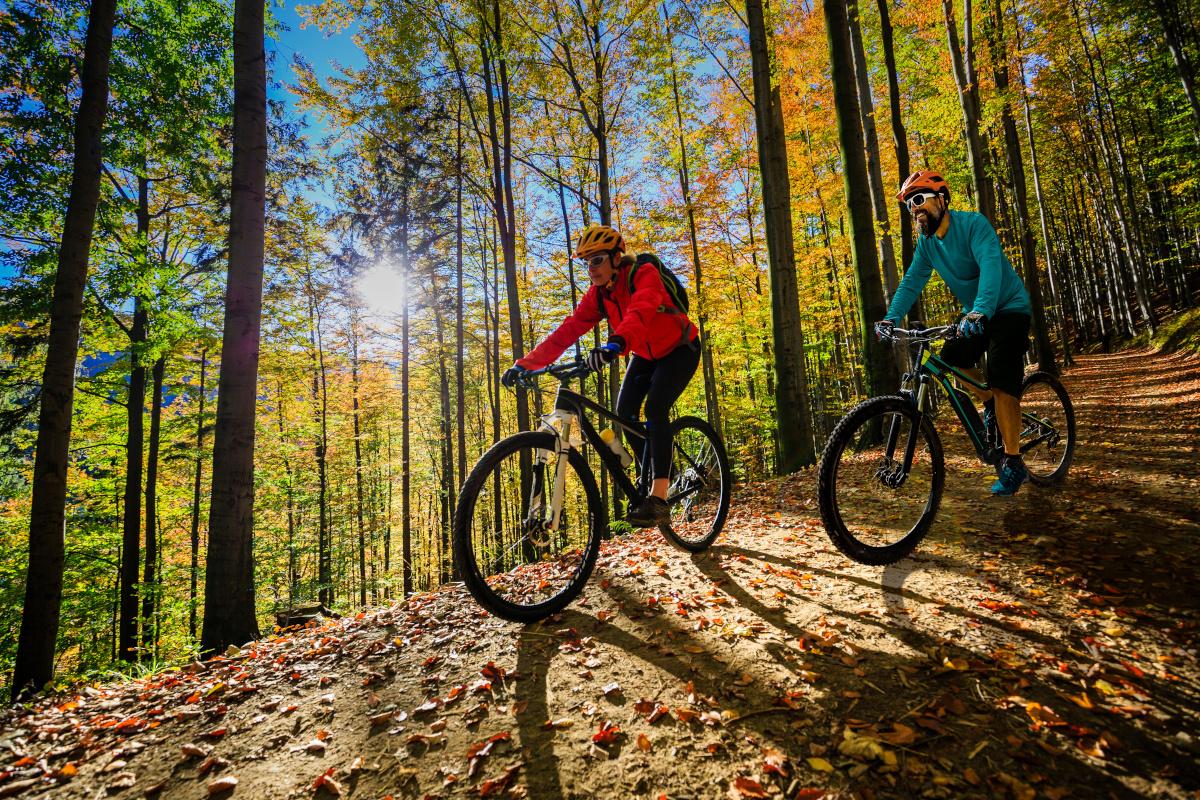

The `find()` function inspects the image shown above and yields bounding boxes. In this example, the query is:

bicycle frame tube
[552,384,648,501]
[917,350,991,457]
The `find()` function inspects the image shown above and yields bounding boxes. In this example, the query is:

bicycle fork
[534,410,579,536]
[881,382,929,487]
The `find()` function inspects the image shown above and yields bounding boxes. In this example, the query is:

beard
[915,206,944,236]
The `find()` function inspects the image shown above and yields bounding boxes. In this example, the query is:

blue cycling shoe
[990,456,1028,496]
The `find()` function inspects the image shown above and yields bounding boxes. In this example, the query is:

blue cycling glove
[587,341,622,373]
[957,312,987,338]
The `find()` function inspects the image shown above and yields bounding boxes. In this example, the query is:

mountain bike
[817,324,1076,565]
[453,356,732,622]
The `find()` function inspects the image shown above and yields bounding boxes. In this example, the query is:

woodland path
[2,348,1198,800]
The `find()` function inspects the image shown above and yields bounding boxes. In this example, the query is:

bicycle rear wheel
[453,431,603,623]
[818,396,944,565]
[1019,371,1076,485]
[660,416,732,552]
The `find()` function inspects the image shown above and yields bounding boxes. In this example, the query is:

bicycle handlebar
[881,324,959,344]
[515,357,593,388]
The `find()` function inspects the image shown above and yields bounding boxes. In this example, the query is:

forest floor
[3,347,1199,800]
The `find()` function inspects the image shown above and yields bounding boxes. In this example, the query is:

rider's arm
[884,240,933,324]
[967,215,1006,320]
[610,262,670,354]
[516,286,605,370]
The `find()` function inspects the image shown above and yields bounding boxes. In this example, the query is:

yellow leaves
[837,728,897,766]
[806,757,835,772]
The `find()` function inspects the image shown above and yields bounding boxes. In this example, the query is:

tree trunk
[141,356,164,658]
[351,328,366,606]
[746,0,815,472]
[943,0,994,218]
[664,24,721,432]
[847,0,899,300]
[1151,0,1200,138]
[826,0,899,398]
[189,348,207,641]
[307,280,331,605]
[986,0,1058,374]
[401,193,413,598]
[455,101,467,492]
[119,291,146,662]
[201,0,266,655]
[1014,14,1072,365]
[481,0,530,439]
[12,0,117,701]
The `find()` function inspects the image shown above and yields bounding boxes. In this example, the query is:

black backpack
[597,252,690,318]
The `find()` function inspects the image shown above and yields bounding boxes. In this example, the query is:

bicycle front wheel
[818,396,944,565]
[453,431,603,623]
[1019,371,1076,485]
[661,416,732,553]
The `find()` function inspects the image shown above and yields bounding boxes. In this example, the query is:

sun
[356,262,407,319]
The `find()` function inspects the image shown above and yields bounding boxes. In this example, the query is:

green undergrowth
[1128,306,1200,353]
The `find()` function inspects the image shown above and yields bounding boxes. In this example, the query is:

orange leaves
[732,776,768,798]
[466,731,511,777]
[480,662,506,682]
[478,763,520,798]
[591,719,621,746]
[1024,701,1067,729]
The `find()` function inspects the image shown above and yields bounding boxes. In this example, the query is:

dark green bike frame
[889,334,1060,475]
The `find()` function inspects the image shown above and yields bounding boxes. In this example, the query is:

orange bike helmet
[573,224,625,258]
[897,170,950,203]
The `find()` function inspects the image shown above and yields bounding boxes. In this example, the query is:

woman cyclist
[501,224,700,527]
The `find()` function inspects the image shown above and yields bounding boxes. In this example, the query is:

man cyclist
[501,224,700,526]
[875,170,1033,496]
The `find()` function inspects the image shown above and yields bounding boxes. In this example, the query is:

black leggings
[615,342,701,479]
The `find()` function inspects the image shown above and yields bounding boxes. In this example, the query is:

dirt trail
[2,349,1198,800]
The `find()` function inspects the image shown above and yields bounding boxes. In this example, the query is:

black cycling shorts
[940,312,1030,398]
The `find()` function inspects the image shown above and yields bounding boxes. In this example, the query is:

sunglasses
[580,254,608,268]
[904,191,940,212]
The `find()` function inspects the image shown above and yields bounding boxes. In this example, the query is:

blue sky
[0,3,363,285]
[269,1,365,117]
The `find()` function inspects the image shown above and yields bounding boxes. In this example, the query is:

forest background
[0,0,1196,698]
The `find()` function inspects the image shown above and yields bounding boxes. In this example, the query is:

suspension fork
[537,410,579,531]
[886,377,929,474]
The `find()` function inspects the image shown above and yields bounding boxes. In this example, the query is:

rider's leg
[993,388,1021,456]
[615,356,653,474]
[939,332,989,402]
[984,314,1033,458]
[642,343,701,500]
[956,368,993,404]
[984,313,1033,495]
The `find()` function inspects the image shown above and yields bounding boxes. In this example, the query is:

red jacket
[517,262,698,370]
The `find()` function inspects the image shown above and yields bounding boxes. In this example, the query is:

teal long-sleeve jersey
[884,210,1031,324]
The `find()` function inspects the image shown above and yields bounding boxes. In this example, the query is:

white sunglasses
[904,191,940,212]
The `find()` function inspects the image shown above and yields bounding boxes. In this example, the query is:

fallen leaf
[879,723,917,746]
[762,746,788,776]
[207,775,238,794]
[592,719,621,745]
[733,776,767,798]
[108,772,137,791]
[637,733,652,752]
[311,767,344,796]
[807,757,835,772]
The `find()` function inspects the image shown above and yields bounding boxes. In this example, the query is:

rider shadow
[708,542,1071,653]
